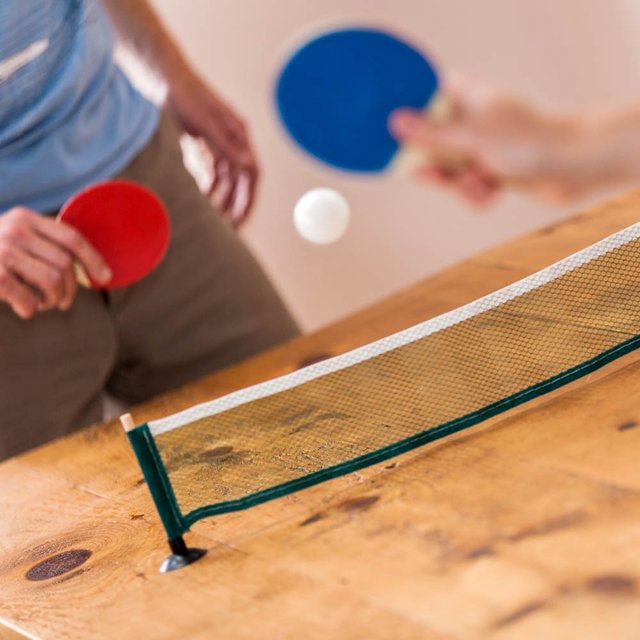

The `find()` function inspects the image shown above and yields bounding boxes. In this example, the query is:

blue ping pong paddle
[275,27,450,173]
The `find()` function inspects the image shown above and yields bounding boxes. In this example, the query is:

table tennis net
[126,223,640,539]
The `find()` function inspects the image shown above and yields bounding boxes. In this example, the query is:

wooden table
[1,193,639,640]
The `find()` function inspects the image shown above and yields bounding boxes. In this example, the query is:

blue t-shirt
[0,0,159,213]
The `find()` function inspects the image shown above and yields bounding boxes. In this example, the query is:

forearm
[547,107,640,193]
[580,108,640,182]
[101,0,194,85]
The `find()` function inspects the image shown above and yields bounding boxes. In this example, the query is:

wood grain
[1,191,639,639]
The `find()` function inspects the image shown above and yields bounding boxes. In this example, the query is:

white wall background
[149,0,640,331]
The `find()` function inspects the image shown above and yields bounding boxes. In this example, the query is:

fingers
[452,170,500,206]
[209,146,221,192]
[197,103,259,226]
[13,230,78,309]
[0,206,111,319]
[217,159,236,214]
[30,215,112,285]
[0,266,41,319]
[3,246,66,310]
[208,146,259,228]
[232,166,258,227]
[59,263,78,311]
[209,157,234,219]
[389,109,475,156]
[416,163,502,207]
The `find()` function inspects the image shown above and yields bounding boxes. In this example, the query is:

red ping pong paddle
[58,180,170,289]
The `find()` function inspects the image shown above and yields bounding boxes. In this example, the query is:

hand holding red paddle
[0,207,111,319]
[0,181,169,319]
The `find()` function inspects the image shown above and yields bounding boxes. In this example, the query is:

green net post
[121,414,206,572]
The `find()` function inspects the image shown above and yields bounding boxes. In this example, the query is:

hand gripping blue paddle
[275,27,447,173]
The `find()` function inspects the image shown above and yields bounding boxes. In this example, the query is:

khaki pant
[0,114,299,460]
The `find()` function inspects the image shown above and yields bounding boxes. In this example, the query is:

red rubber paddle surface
[59,181,171,289]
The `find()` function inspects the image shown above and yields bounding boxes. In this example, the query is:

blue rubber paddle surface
[276,28,439,172]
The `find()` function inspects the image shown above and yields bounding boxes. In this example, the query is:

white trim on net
[148,222,640,436]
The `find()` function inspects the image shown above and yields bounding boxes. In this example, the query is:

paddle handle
[73,261,92,288]
[427,92,456,124]
[392,92,469,175]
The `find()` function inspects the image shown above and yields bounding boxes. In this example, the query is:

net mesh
[129,224,640,533]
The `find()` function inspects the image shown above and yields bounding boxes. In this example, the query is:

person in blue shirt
[0,0,298,459]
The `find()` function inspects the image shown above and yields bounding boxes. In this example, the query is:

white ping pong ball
[293,188,350,244]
